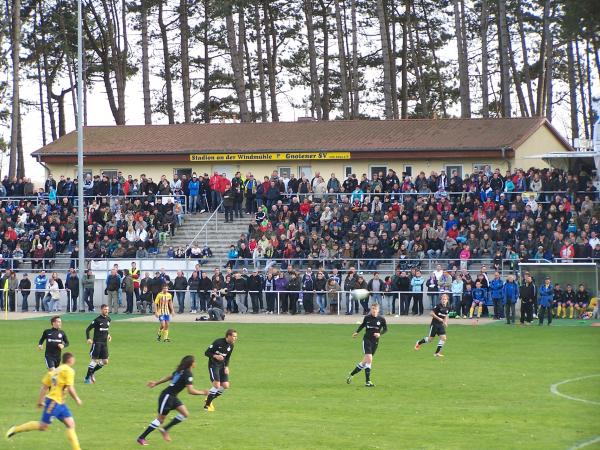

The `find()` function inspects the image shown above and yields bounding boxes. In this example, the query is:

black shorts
[429,323,446,338]
[45,354,60,369]
[90,342,109,360]
[158,391,182,415]
[362,338,379,355]
[208,364,228,383]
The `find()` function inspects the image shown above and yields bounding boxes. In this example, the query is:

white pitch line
[550,374,600,406]
[568,436,600,450]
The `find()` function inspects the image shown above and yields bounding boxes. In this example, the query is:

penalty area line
[549,374,600,406]
[568,436,600,450]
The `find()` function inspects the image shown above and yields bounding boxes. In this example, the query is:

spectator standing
[301,269,315,314]
[367,272,384,313]
[34,271,47,312]
[18,273,31,312]
[538,277,554,326]
[519,273,536,325]
[173,271,188,314]
[410,270,425,315]
[65,268,79,313]
[503,274,519,325]
[122,269,135,314]
[82,269,95,312]
[105,268,121,314]
[287,271,301,315]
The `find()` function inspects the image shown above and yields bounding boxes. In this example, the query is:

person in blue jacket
[469,281,486,319]
[187,174,201,214]
[34,271,48,312]
[538,276,554,326]
[489,272,504,320]
[502,274,519,325]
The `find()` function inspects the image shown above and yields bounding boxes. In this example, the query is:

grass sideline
[1,320,599,450]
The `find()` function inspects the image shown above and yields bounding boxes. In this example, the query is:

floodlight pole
[77,0,85,303]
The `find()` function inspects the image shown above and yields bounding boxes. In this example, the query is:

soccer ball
[351,289,370,300]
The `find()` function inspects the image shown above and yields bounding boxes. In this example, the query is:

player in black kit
[84,304,111,384]
[38,316,69,370]
[136,355,208,446]
[415,293,449,357]
[346,303,388,387]
[204,329,238,411]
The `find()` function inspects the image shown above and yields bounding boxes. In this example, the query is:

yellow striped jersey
[41,364,75,404]
[154,292,173,315]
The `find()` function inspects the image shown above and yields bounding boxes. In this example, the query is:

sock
[364,363,371,382]
[86,362,97,379]
[205,387,219,406]
[417,337,429,345]
[569,306,573,318]
[477,305,483,318]
[350,363,365,376]
[65,428,81,450]
[14,421,41,434]
[139,419,160,439]
[164,414,186,430]
[469,306,474,318]
[556,305,561,317]
[163,329,169,340]
[92,363,104,373]
[157,327,162,340]
[435,339,445,354]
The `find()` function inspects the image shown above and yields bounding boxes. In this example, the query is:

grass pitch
[1,318,599,450]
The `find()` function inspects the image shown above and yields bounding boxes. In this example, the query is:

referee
[346,303,388,387]
[414,293,449,357]
[38,316,69,370]
[204,329,238,411]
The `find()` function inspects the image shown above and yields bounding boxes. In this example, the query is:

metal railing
[186,200,223,251]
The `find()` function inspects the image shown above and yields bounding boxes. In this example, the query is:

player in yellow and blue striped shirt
[6,352,82,449]
[155,284,174,342]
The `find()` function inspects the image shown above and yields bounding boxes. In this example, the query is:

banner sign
[190,152,351,162]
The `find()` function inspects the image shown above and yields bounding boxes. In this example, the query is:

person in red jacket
[209,172,222,211]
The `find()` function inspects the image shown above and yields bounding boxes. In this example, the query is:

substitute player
[136,355,208,446]
[415,293,449,357]
[6,352,82,450]
[204,329,238,411]
[38,316,69,370]
[84,304,111,384]
[155,284,174,342]
[346,303,388,387]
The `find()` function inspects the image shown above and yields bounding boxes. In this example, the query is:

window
[101,169,118,179]
[298,166,312,179]
[174,168,192,179]
[370,165,387,180]
[278,167,291,179]
[472,163,490,175]
[403,165,413,177]
[344,166,353,177]
[445,165,463,178]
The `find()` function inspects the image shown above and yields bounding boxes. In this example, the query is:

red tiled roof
[32,117,572,156]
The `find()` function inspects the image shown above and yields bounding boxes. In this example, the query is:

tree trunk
[39,0,57,141]
[376,0,393,119]
[180,0,191,123]
[506,15,528,116]
[544,33,554,120]
[586,39,594,140]
[17,115,24,178]
[420,0,447,116]
[536,0,551,118]
[158,1,174,123]
[241,10,256,121]
[254,3,268,122]
[334,0,350,119]
[566,39,579,144]
[305,0,322,120]
[51,88,72,137]
[497,0,511,117]
[225,8,251,122]
[575,39,589,139]
[33,6,47,146]
[263,1,279,122]
[480,0,489,117]
[320,0,330,120]
[350,0,359,118]
[389,0,398,118]
[9,0,21,178]
[454,0,470,117]
[203,0,211,123]
[141,0,151,124]
[400,0,408,118]
[409,0,427,116]
[516,0,534,115]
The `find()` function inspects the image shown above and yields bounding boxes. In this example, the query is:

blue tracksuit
[538,283,554,307]
[502,281,519,304]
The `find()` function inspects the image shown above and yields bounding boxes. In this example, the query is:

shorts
[159,314,171,322]
[90,342,109,360]
[362,338,379,355]
[208,364,228,383]
[158,392,182,415]
[40,397,72,425]
[428,323,446,337]
[45,354,60,370]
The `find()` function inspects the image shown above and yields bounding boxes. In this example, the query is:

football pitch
[2,318,600,450]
